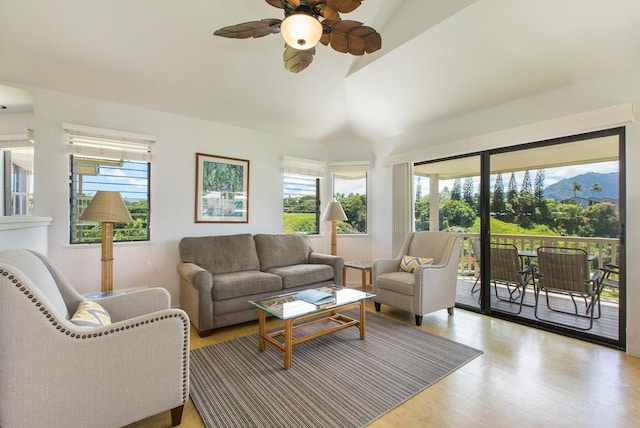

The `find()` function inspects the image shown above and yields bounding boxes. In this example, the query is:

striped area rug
[189,310,482,428]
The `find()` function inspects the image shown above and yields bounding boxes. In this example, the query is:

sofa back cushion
[0,249,70,318]
[179,234,261,274]
[254,234,312,270]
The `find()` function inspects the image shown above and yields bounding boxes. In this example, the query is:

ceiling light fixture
[280,4,323,49]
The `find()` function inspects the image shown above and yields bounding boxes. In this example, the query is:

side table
[342,261,372,291]
[84,286,147,299]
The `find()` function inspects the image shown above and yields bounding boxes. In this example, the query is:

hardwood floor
[128,300,640,428]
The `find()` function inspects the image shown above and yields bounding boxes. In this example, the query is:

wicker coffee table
[249,286,374,369]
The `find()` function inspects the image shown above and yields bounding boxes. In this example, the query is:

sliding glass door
[488,130,623,346]
[414,155,482,311]
[413,128,625,349]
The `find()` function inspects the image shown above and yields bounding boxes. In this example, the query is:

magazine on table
[294,289,336,306]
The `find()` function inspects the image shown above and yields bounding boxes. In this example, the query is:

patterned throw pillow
[399,255,434,273]
[70,300,112,327]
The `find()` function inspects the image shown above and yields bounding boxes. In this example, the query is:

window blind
[63,123,155,162]
[282,156,325,178]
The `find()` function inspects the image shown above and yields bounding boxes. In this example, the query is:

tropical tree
[590,183,603,198]
[440,199,476,229]
[451,178,462,201]
[580,201,618,238]
[504,173,519,222]
[491,173,505,217]
[571,181,583,199]
[463,176,475,208]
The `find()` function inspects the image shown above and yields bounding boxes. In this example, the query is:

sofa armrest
[373,257,401,278]
[309,253,344,285]
[177,262,213,292]
[177,262,214,334]
[93,287,170,323]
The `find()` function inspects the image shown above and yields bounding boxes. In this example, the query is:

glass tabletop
[249,285,374,320]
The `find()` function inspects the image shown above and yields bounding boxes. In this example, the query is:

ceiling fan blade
[312,3,340,20]
[214,19,282,39]
[326,20,381,55]
[265,0,301,10]
[324,0,362,14]
[283,45,315,73]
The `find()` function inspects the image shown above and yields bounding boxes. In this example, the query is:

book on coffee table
[294,289,335,306]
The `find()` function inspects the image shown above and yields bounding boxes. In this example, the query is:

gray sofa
[177,233,343,336]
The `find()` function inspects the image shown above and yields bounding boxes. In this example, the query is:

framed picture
[195,153,249,223]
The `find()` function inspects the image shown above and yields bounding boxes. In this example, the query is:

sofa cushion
[254,234,312,270]
[265,264,334,289]
[376,271,415,296]
[179,234,261,274]
[212,270,282,300]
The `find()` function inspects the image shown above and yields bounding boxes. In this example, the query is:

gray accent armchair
[0,249,190,428]
[373,232,461,326]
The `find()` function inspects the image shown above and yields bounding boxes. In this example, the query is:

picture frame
[195,153,249,223]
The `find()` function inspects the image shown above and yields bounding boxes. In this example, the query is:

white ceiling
[1,0,640,142]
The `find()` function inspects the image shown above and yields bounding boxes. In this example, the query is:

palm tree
[571,181,583,198]
[591,183,603,198]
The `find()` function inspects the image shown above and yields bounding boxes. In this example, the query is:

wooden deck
[455,276,619,340]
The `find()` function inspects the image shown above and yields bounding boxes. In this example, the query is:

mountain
[543,172,619,201]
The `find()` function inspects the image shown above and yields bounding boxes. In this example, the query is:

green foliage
[284,213,317,234]
[202,161,243,193]
[415,169,618,239]
[440,199,476,230]
[579,202,619,238]
[336,193,366,234]
[415,195,429,231]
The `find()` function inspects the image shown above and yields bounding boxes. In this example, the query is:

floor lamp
[321,200,347,256]
[79,191,133,293]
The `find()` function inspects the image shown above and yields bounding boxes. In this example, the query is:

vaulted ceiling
[1,0,640,142]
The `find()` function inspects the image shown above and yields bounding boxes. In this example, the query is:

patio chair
[489,242,535,314]
[534,246,603,330]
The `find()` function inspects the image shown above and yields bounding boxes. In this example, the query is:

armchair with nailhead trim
[0,249,190,428]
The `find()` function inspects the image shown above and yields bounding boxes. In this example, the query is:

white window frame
[330,161,369,235]
[65,123,154,244]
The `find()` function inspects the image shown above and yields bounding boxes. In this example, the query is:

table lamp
[321,200,347,256]
[79,191,133,293]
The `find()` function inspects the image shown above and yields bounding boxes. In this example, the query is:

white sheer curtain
[392,162,412,256]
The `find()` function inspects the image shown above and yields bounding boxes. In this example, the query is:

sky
[415,160,619,195]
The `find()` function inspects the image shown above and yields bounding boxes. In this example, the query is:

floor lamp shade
[79,191,133,293]
[321,201,347,256]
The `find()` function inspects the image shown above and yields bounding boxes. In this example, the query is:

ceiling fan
[213,0,382,73]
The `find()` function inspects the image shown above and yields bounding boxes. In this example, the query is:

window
[330,162,369,235]
[1,133,33,216]
[65,124,153,244]
[283,174,320,234]
[282,156,325,234]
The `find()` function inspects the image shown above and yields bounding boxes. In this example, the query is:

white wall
[31,88,331,304]
[370,66,640,356]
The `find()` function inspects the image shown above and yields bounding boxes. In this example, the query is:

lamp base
[100,222,114,293]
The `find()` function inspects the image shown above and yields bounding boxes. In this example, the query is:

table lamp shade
[80,191,133,223]
[321,201,347,222]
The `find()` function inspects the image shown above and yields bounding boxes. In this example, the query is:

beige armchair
[373,232,461,326]
[0,249,189,428]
